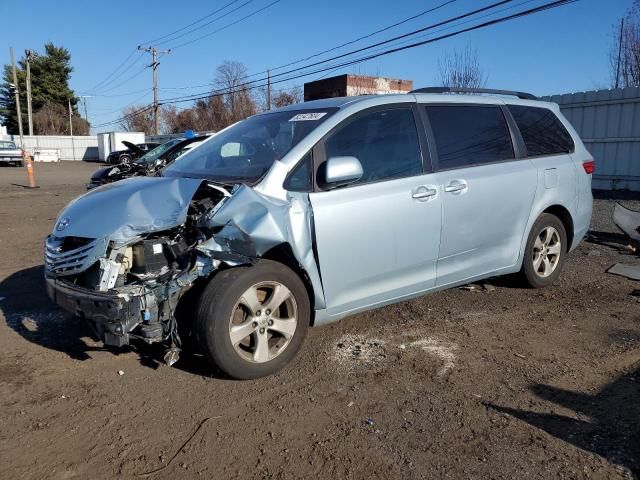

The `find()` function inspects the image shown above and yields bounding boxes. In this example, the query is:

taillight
[582,160,595,174]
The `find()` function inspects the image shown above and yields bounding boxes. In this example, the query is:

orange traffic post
[23,149,39,189]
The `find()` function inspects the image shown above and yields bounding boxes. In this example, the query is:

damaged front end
[45,173,322,363]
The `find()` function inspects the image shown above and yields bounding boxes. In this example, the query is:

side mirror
[323,156,363,188]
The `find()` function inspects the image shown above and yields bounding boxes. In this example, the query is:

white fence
[544,87,640,192]
[2,135,99,161]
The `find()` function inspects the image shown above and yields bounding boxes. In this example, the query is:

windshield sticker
[289,112,327,122]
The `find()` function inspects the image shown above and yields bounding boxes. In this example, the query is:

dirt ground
[0,161,639,480]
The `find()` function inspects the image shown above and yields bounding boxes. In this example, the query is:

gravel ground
[0,162,639,480]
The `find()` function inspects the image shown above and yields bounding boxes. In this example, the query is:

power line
[92,104,154,128]
[97,65,149,94]
[158,0,459,89]
[158,0,518,103]
[167,0,283,50]
[140,0,244,45]
[82,51,146,95]
[91,88,154,98]
[160,0,578,106]
[153,0,258,47]
[90,91,153,118]
[257,0,517,86]
[94,0,578,129]
[264,0,458,75]
[82,49,138,93]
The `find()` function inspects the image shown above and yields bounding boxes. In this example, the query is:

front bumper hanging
[45,277,144,346]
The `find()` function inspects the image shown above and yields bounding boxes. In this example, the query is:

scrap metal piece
[164,347,181,367]
[613,203,640,243]
[607,263,640,281]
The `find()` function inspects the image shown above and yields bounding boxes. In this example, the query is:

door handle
[444,181,467,193]
[412,186,437,200]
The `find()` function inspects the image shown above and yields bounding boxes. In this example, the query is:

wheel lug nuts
[252,321,258,328]
[268,319,273,326]
[256,310,261,316]
[266,309,271,315]
[259,328,265,334]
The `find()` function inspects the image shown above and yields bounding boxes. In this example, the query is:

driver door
[309,105,442,317]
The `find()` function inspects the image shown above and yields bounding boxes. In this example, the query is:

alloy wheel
[532,226,562,278]
[228,281,298,363]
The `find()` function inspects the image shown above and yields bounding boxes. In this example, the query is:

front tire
[521,213,567,288]
[195,260,310,379]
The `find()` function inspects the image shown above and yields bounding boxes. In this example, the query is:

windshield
[137,138,183,165]
[162,108,336,183]
[0,141,18,149]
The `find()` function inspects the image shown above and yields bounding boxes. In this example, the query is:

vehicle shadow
[587,230,639,255]
[485,367,640,477]
[0,265,225,377]
[0,265,103,360]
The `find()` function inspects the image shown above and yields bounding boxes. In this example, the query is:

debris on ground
[614,203,640,243]
[117,370,124,376]
[607,263,640,281]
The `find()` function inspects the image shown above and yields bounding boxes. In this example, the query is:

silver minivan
[45,88,594,379]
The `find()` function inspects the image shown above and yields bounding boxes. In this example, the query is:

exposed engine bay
[45,174,323,366]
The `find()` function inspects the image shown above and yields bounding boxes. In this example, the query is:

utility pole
[9,47,24,144]
[25,49,34,136]
[267,69,272,110]
[138,45,171,135]
[79,95,92,133]
[615,18,625,89]
[68,98,76,161]
[68,99,74,136]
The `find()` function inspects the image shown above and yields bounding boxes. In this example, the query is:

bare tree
[271,86,302,108]
[161,60,262,134]
[437,45,487,89]
[610,1,640,88]
[120,105,155,134]
[214,60,257,123]
[33,102,89,135]
[163,96,229,133]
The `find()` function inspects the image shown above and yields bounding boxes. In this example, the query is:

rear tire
[195,260,310,379]
[521,213,567,288]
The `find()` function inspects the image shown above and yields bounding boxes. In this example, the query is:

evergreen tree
[0,43,87,134]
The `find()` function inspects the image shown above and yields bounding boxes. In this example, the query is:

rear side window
[323,107,423,185]
[425,105,514,170]
[508,105,574,156]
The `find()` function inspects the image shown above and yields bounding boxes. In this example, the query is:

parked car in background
[0,140,23,166]
[45,88,593,379]
[87,135,210,190]
[105,141,160,164]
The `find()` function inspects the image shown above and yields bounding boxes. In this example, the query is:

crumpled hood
[53,176,203,244]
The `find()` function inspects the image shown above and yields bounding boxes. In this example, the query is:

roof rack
[409,87,537,100]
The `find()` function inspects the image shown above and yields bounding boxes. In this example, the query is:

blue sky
[0,0,631,130]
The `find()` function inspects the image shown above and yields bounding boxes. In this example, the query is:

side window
[323,107,423,185]
[508,105,575,156]
[284,152,312,192]
[426,105,514,170]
